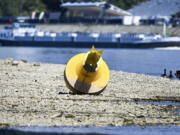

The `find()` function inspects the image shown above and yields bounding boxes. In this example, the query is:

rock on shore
[0,59,180,127]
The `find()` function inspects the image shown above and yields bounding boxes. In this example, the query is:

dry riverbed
[0,58,180,127]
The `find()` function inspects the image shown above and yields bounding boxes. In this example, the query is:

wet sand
[0,58,180,127]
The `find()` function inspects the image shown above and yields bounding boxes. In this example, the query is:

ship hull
[0,40,180,48]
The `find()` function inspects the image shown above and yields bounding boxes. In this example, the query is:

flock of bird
[161,69,180,79]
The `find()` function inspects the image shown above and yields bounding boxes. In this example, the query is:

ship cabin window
[13,23,35,29]
[20,24,35,28]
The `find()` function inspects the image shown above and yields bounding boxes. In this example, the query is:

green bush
[0,0,147,16]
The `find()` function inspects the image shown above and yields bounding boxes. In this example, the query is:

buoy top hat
[64,46,110,94]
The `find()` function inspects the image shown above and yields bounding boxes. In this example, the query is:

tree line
[0,0,147,16]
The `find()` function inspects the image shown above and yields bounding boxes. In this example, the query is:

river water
[0,46,180,76]
[0,46,180,134]
[0,126,180,135]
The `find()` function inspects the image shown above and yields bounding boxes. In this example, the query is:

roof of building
[61,2,131,16]
[129,0,180,17]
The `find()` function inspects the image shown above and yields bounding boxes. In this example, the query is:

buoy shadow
[64,70,106,95]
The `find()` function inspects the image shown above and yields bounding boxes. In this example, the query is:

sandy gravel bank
[0,59,180,127]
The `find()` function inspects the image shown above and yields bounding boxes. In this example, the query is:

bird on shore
[168,70,174,79]
[175,70,180,79]
[64,46,109,94]
[161,69,167,78]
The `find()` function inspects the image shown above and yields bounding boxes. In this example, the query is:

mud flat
[0,58,180,127]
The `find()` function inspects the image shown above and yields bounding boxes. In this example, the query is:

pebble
[12,61,19,66]
[33,63,40,66]
[0,59,180,127]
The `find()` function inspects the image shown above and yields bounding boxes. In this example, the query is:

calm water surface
[0,46,180,76]
[1,126,180,135]
[0,46,180,134]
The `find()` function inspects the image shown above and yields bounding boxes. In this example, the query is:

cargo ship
[0,23,180,48]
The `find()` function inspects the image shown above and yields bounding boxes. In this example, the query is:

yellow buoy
[64,46,110,94]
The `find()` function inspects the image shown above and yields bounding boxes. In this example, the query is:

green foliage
[42,0,60,12]
[21,0,46,16]
[0,0,46,16]
[0,0,147,16]
[0,0,21,16]
[112,0,148,10]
